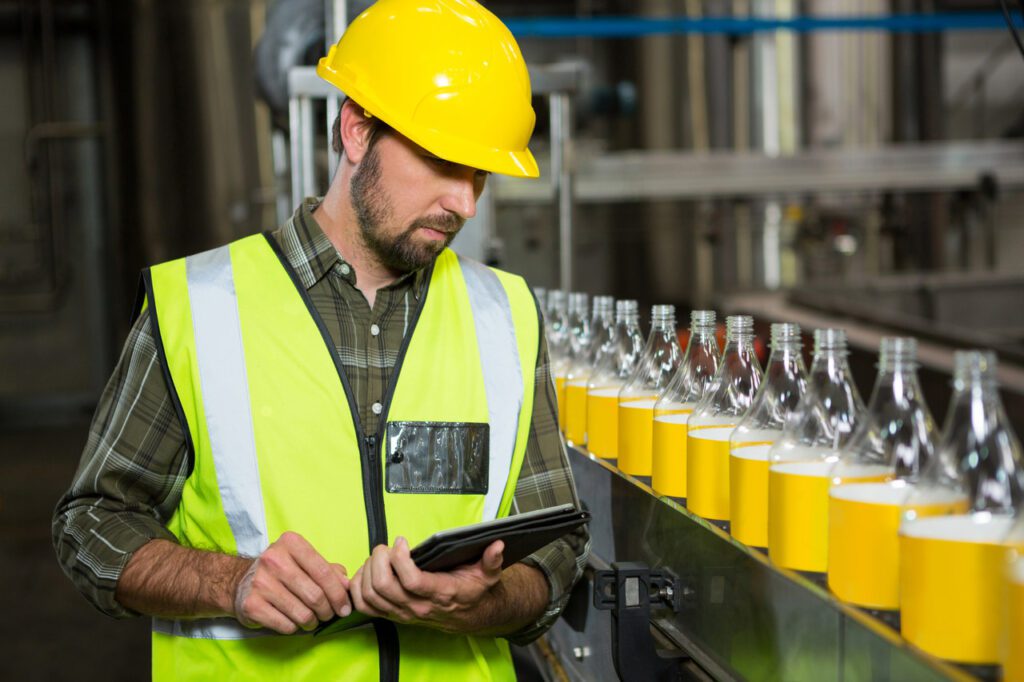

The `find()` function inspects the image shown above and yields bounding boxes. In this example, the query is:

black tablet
[314,504,590,637]
[410,503,590,572]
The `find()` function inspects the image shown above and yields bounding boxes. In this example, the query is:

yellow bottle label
[555,375,567,433]
[586,388,620,458]
[768,461,889,573]
[827,484,968,610]
[565,381,588,446]
[686,427,735,521]
[617,399,657,476]
[651,410,692,497]
[1007,560,1024,681]
[728,443,774,548]
[900,516,1019,664]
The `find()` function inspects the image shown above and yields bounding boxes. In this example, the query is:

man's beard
[350,143,464,273]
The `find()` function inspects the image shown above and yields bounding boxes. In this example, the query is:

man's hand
[349,536,502,632]
[233,531,352,634]
[349,537,548,636]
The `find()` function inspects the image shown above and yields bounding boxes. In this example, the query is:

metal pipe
[301,96,317,199]
[325,0,346,179]
[326,96,339,180]
[289,94,303,205]
[550,91,574,293]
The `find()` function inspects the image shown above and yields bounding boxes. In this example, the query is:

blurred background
[1,0,1022,678]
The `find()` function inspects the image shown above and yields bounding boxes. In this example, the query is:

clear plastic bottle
[546,289,569,378]
[650,310,719,498]
[566,292,592,360]
[1005,515,1024,680]
[686,315,763,525]
[728,322,807,548]
[898,351,1023,665]
[545,289,568,357]
[588,296,617,363]
[533,287,547,321]
[565,296,614,446]
[587,300,644,459]
[825,337,939,611]
[766,328,866,573]
[556,292,589,432]
[617,305,684,477]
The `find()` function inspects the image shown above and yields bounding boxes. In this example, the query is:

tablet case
[314,504,590,637]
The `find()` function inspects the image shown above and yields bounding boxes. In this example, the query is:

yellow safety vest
[142,233,539,680]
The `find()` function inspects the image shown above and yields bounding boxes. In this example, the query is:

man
[52,1,588,679]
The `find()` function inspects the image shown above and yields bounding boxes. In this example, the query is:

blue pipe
[503,13,1024,38]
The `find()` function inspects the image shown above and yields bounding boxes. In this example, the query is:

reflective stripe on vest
[457,254,523,522]
[184,246,269,558]
[153,616,273,640]
[155,246,524,641]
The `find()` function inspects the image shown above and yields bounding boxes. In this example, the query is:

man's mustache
[408,214,464,236]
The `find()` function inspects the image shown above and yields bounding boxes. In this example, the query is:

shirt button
[372,401,383,415]
[340,263,351,276]
[370,324,380,337]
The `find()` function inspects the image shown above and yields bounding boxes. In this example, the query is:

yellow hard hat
[317,0,539,178]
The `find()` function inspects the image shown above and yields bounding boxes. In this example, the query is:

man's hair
[331,98,391,156]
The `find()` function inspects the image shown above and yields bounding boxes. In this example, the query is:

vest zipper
[363,434,386,546]
[363,432,398,682]
[262,233,433,682]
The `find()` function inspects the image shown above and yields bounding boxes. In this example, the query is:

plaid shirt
[52,199,588,644]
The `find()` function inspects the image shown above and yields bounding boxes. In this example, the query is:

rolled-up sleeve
[504,333,590,645]
[52,310,188,617]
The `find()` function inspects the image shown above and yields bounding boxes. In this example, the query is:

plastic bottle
[546,290,569,415]
[533,287,547,321]
[899,351,1023,665]
[617,305,684,477]
[825,337,940,612]
[587,300,644,459]
[766,328,866,573]
[556,292,589,432]
[728,322,807,548]
[686,315,763,525]
[650,310,719,498]
[1005,516,1024,680]
[565,295,614,446]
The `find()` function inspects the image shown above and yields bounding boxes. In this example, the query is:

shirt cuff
[504,528,590,645]
[53,507,178,618]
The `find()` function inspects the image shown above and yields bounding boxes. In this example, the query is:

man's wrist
[116,538,255,619]
[215,555,255,617]
[443,563,548,637]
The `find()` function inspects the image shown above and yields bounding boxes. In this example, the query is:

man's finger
[240,592,301,635]
[372,543,416,606]
[259,573,318,631]
[272,551,335,622]
[331,563,352,617]
[286,535,351,619]
[480,540,504,577]
[361,550,407,618]
[391,536,440,598]
[350,564,384,618]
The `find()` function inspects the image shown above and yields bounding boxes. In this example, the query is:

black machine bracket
[593,562,687,682]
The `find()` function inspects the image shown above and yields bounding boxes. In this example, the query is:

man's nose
[440,175,478,220]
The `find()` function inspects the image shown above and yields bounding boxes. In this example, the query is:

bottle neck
[651,318,676,334]
[810,349,852,377]
[723,335,757,358]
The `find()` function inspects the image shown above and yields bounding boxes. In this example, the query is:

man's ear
[339,100,375,165]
